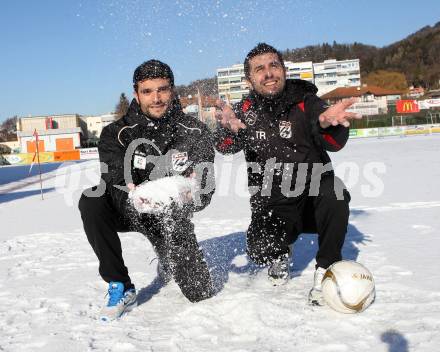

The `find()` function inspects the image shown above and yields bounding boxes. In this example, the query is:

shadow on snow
[137,209,370,300]
[0,187,56,204]
[381,330,409,352]
[0,161,86,186]
[199,220,369,293]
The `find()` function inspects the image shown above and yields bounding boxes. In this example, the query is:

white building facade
[313,59,361,96]
[79,113,117,139]
[285,61,314,82]
[217,64,248,102]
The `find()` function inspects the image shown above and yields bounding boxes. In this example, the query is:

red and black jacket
[214,79,349,208]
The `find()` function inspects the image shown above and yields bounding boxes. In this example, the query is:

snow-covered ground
[1,135,439,352]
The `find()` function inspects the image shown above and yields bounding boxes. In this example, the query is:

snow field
[0,135,439,351]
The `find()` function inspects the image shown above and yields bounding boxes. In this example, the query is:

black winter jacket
[214,79,349,210]
[98,99,215,215]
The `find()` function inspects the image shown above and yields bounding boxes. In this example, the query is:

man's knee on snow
[78,187,110,217]
[170,246,214,302]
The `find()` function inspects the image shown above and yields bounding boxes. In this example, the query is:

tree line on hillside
[175,77,218,98]
[283,22,440,89]
[175,22,440,96]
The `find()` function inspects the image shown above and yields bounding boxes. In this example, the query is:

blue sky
[1,0,439,122]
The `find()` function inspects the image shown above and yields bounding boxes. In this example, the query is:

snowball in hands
[129,176,195,214]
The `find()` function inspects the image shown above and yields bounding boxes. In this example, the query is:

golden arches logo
[402,101,414,112]
[397,100,419,113]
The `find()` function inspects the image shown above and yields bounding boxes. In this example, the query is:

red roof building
[320,85,402,115]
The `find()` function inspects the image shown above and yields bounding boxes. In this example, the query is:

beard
[139,100,173,119]
[251,78,286,100]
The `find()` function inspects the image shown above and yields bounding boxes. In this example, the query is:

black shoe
[268,253,290,286]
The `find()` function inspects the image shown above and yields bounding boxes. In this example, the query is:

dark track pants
[247,176,350,269]
[78,189,213,302]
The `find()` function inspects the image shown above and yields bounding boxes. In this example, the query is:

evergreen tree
[0,116,17,142]
[115,93,130,119]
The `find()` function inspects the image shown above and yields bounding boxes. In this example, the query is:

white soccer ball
[321,260,375,314]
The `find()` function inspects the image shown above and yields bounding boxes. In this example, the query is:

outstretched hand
[215,99,246,133]
[319,97,362,128]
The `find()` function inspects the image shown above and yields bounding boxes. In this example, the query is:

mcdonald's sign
[396,100,420,114]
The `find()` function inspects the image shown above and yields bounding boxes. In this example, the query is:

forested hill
[177,21,440,96]
[283,21,440,88]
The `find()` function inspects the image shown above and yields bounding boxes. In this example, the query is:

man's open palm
[215,99,246,133]
[319,97,362,128]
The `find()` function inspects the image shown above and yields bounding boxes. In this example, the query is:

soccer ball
[321,260,375,314]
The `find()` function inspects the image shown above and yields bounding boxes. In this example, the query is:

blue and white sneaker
[99,282,137,322]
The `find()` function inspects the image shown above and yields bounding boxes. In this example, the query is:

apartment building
[217,64,248,102]
[313,59,361,96]
[285,61,314,82]
[217,58,360,101]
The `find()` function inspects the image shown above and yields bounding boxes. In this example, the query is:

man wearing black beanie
[79,59,215,321]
